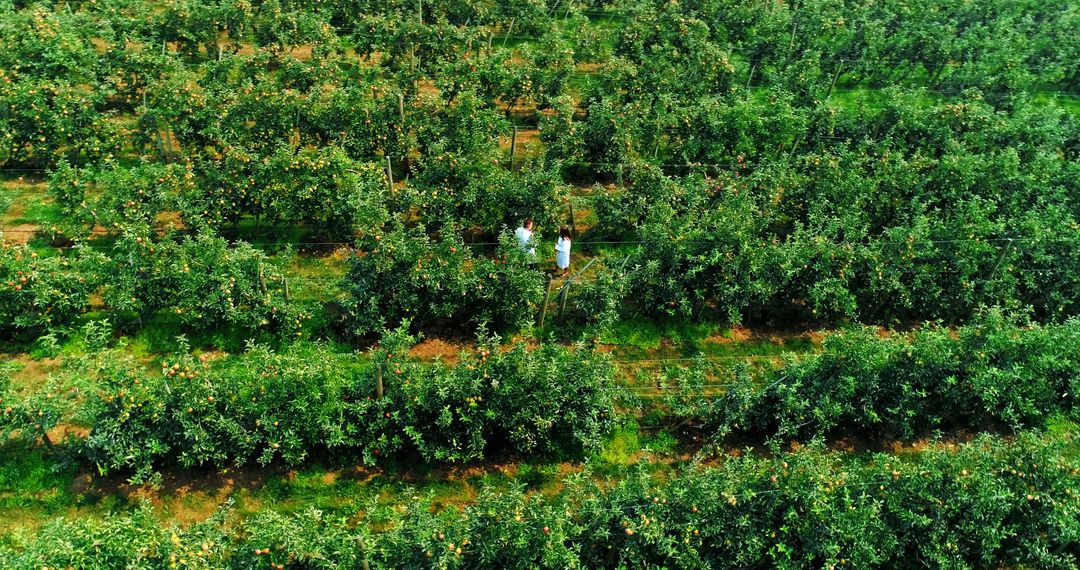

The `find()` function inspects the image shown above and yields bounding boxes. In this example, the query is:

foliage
[0,243,104,336]
[80,332,614,481]
[4,432,1078,568]
[0,7,124,168]
[656,311,1080,441]
[574,258,631,338]
[348,222,545,335]
[0,362,60,446]
[192,144,389,233]
[366,326,616,464]
[102,233,307,334]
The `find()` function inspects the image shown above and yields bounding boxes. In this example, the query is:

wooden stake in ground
[503,18,515,47]
[375,362,384,399]
[557,257,598,321]
[163,124,176,161]
[509,125,518,170]
[538,275,554,329]
[557,280,571,320]
[385,156,394,195]
[988,239,1015,281]
[825,59,844,101]
[152,116,168,160]
[397,93,409,173]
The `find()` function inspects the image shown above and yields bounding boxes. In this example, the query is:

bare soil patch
[2,223,38,245]
[499,128,541,160]
[417,79,440,98]
[154,210,186,233]
[409,338,466,363]
[46,423,91,443]
[7,355,60,391]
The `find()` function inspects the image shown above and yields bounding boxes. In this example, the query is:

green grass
[0,443,77,515]
[702,331,817,357]
[598,420,643,465]
[599,316,820,360]
[598,316,721,350]
[0,188,13,217]
[18,194,64,226]
[285,251,350,302]
[595,419,677,464]
[0,182,61,227]
[1031,91,1080,116]
[1045,414,1078,439]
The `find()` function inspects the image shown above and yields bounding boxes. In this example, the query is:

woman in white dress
[555,226,572,277]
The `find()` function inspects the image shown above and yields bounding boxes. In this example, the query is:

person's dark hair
[524,218,534,228]
[559,226,571,240]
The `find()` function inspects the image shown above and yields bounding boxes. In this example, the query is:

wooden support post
[825,59,844,101]
[502,18,515,48]
[412,44,420,86]
[509,125,517,170]
[988,239,1015,281]
[558,281,571,320]
[258,267,266,294]
[787,133,804,161]
[375,362,384,399]
[746,63,756,89]
[788,20,798,51]
[163,125,175,161]
[417,0,422,25]
[397,92,408,172]
[568,201,576,237]
[538,275,554,329]
[153,118,167,160]
[385,156,394,195]
[282,277,290,301]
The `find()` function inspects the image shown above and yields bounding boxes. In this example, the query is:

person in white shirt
[555,226,571,277]
[515,218,536,258]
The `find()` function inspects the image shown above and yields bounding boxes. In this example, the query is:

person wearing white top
[555,226,572,276]
[515,219,536,258]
